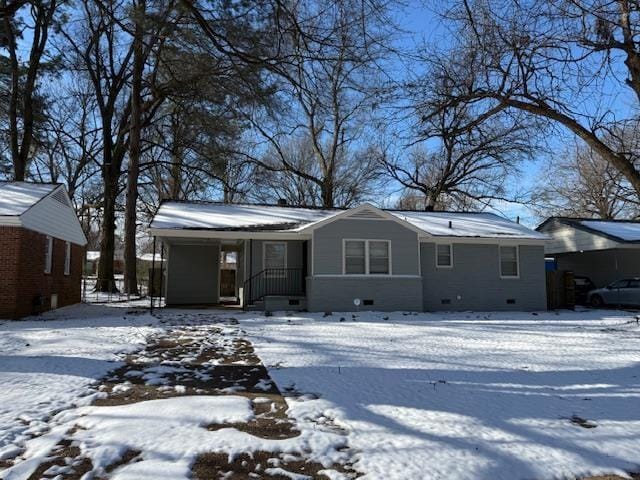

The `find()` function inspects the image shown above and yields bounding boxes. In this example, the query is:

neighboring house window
[500,246,519,278]
[64,241,71,276]
[436,244,453,268]
[44,236,53,274]
[344,239,391,275]
[263,242,287,277]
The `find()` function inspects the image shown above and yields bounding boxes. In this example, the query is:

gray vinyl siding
[421,243,546,311]
[312,219,420,275]
[555,248,640,287]
[165,243,220,305]
[246,240,306,300]
[248,240,305,276]
[307,276,423,312]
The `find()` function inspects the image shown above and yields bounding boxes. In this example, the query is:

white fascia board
[419,235,547,245]
[0,216,22,226]
[149,228,310,240]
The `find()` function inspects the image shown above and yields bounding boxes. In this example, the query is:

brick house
[0,182,87,319]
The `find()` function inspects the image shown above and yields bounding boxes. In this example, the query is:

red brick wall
[0,227,84,319]
[0,227,22,319]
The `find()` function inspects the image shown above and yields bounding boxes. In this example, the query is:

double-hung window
[436,244,453,268]
[344,240,390,275]
[500,245,519,278]
[263,242,287,277]
[64,241,71,276]
[44,236,53,274]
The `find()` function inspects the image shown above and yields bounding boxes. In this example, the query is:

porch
[158,236,309,310]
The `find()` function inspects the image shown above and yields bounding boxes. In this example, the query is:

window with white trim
[500,245,519,278]
[44,236,53,274]
[343,240,391,275]
[64,241,71,275]
[263,242,287,277]
[436,244,453,268]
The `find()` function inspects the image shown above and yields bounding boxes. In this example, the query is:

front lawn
[1,306,639,479]
[242,309,640,480]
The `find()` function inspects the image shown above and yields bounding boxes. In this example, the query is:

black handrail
[243,268,304,307]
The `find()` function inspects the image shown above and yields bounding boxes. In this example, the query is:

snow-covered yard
[0,302,161,464]
[1,305,639,479]
[241,309,640,480]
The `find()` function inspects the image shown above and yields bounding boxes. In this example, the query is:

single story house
[537,217,640,287]
[84,248,125,276]
[0,182,87,319]
[149,201,547,312]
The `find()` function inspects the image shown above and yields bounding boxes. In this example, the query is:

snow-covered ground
[0,302,161,462]
[2,305,640,480]
[241,309,640,480]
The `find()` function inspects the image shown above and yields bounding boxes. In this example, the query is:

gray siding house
[149,202,548,312]
[537,217,640,287]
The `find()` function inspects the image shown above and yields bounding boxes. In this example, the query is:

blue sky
[389,1,545,226]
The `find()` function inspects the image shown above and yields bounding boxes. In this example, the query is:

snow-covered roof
[0,182,57,216]
[537,217,640,245]
[138,253,165,262]
[388,210,545,239]
[151,201,545,240]
[86,251,101,261]
[579,220,640,242]
[150,202,336,231]
[0,182,87,245]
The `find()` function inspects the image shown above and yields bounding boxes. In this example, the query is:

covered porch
[156,234,309,310]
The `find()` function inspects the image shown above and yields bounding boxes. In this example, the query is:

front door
[220,269,236,297]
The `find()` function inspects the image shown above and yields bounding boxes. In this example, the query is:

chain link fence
[82,275,149,303]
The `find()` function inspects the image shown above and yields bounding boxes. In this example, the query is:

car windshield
[628,279,640,289]
[609,280,629,289]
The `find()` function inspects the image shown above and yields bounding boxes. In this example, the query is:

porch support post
[159,241,165,308]
[150,236,156,313]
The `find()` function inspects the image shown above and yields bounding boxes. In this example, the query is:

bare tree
[382,96,535,211]
[251,137,384,207]
[58,0,171,291]
[426,0,640,199]
[123,0,145,295]
[237,0,395,208]
[533,143,640,219]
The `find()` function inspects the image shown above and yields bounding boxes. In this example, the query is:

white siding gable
[21,187,87,245]
[541,220,620,254]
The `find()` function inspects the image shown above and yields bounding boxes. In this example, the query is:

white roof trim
[419,236,546,245]
[0,216,22,226]
[296,203,427,236]
[150,228,311,240]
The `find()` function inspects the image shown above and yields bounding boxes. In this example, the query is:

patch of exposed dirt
[14,315,358,480]
[193,451,359,480]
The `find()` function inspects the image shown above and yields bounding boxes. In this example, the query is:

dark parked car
[574,275,596,305]
[588,278,640,307]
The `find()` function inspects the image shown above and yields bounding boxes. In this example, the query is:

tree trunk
[97,169,118,292]
[123,0,145,295]
[320,178,334,208]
